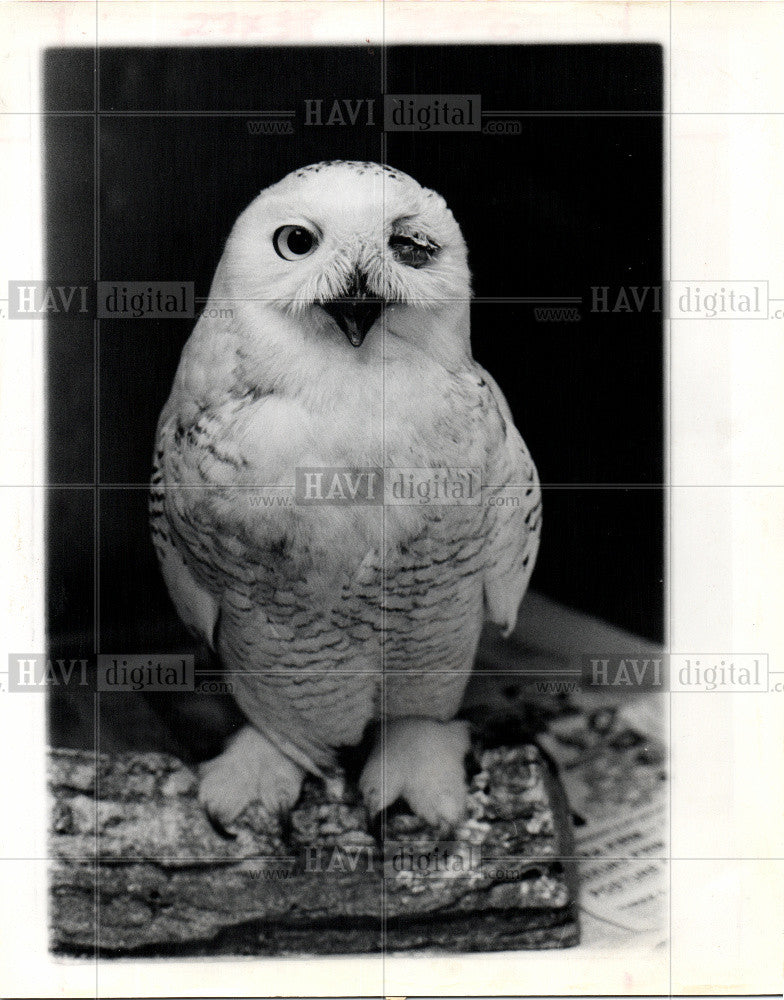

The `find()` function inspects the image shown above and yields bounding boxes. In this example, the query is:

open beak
[320,270,383,347]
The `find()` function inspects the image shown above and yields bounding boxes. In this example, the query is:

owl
[150,161,541,829]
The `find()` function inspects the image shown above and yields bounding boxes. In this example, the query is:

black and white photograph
[1,3,782,998]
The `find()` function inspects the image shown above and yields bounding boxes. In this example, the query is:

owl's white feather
[150,161,541,825]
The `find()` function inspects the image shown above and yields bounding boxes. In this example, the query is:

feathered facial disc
[224,160,471,347]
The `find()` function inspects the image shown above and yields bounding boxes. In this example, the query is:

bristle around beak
[319,270,383,347]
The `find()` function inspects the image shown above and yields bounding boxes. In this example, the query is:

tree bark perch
[49,741,579,955]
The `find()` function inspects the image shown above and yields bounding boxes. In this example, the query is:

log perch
[49,741,579,955]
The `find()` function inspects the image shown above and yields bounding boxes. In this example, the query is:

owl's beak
[320,270,383,347]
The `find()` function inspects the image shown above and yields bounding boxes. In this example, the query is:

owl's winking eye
[274,225,319,261]
[389,229,440,269]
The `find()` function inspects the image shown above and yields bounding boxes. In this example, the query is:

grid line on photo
[92,12,101,987]
[667,2,674,992]
[379,93,390,973]
[28,482,784,488]
[30,856,750,864]
[19,851,784,863]
[93,689,101,975]
[25,108,784,116]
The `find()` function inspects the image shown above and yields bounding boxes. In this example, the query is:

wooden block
[49,740,579,955]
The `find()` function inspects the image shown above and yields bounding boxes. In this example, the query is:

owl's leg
[359,716,471,828]
[198,724,304,826]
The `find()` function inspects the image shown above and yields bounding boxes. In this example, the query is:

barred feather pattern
[149,366,540,776]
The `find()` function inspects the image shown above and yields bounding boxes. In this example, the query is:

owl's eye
[273,225,318,261]
[389,231,440,269]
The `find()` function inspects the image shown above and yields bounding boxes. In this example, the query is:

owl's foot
[359,717,470,829]
[198,724,304,827]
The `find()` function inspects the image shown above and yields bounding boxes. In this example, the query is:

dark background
[44,45,664,687]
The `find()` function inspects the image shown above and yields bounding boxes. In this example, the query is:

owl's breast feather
[163,335,506,574]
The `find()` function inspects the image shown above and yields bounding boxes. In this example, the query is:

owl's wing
[479,370,542,637]
[150,401,337,774]
[150,412,221,651]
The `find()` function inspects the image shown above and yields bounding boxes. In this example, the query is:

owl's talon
[359,783,383,818]
[197,724,304,825]
[359,717,470,830]
[205,810,242,839]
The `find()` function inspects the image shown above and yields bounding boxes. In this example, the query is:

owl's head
[219,161,471,354]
